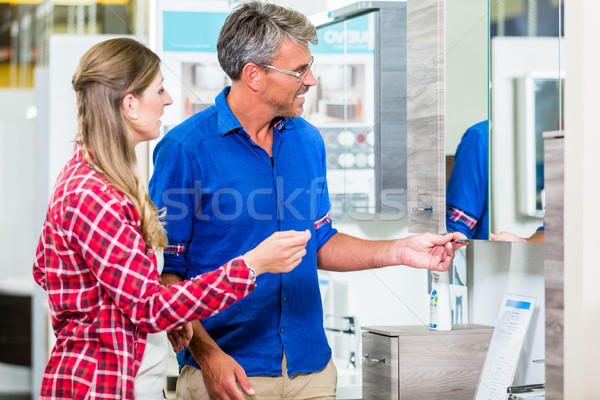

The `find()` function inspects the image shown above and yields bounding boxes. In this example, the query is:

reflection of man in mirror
[446,120,489,239]
[150,2,467,399]
[446,120,544,243]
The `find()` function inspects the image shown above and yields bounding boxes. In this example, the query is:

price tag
[474,294,536,400]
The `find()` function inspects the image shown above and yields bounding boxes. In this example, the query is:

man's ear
[241,63,262,92]
[122,93,139,120]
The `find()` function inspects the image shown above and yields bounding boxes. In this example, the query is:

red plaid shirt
[33,148,255,399]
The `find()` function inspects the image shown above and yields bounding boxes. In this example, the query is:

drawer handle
[362,354,386,363]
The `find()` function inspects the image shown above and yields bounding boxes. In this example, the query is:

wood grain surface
[362,325,492,399]
[407,0,446,234]
[544,134,564,399]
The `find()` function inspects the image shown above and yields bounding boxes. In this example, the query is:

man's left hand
[397,232,468,271]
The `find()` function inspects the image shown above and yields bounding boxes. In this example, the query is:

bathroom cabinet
[361,325,492,400]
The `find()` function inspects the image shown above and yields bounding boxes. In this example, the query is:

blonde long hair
[72,38,167,250]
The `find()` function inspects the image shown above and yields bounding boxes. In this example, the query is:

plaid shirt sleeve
[59,185,256,331]
[446,205,479,232]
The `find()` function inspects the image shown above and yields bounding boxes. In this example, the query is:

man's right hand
[197,348,254,400]
[188,320,255,399]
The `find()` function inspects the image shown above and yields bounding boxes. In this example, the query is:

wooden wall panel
[544,132,564,399]
[407,0,446,234]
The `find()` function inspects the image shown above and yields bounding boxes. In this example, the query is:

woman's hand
[167,322,193,353]
[243,230,311,276]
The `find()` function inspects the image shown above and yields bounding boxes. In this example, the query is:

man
[446,121,489,239]
[149,2,466,399]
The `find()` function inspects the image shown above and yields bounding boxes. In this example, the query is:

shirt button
[283,296,287,302]
[280,328,284,333]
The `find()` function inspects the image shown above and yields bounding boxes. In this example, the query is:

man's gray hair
[217,1,318,81]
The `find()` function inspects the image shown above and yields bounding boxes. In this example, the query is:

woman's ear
[241,63,261,92]
[122,93,139,120]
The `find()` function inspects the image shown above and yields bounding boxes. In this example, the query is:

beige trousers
[176,353,337,400]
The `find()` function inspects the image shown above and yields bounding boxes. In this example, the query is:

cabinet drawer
[398,330,490,399]
[362,325,492,399]
[362,332,399,400]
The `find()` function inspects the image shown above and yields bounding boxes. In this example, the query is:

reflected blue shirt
[149,87,337,376]
[446,121,489,239]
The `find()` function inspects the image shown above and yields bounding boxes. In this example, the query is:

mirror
[304,11,378,219]
[445,0,564,240]
[444,0,489,237]
[487,0,564,238]
[305,2,407,219]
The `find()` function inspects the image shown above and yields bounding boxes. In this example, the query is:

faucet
[348,351,357,369]
[324,315,358,369]
[324,315,355,335]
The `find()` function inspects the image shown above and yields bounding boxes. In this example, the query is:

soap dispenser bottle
[429,270,452,330]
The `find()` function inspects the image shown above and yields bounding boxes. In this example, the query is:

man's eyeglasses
[258,56,314,83]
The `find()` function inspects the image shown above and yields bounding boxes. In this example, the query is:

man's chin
[291,105,305,118]
[278,107,303,119]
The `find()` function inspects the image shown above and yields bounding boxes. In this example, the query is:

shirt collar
[73,144,85,162]
[273,117,296,131]
[215,86,296,137]
[73,143,94,166]
[216,87,243,137]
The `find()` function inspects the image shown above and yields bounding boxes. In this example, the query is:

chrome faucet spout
[348,351,357,369]
[324,315,355,335]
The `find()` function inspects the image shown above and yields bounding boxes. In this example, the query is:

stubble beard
[271,86,308,119]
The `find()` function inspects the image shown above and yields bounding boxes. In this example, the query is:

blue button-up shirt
[446,120,489,239]
[149,87,337,376]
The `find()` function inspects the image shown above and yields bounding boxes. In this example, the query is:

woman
[32,38,310,400]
